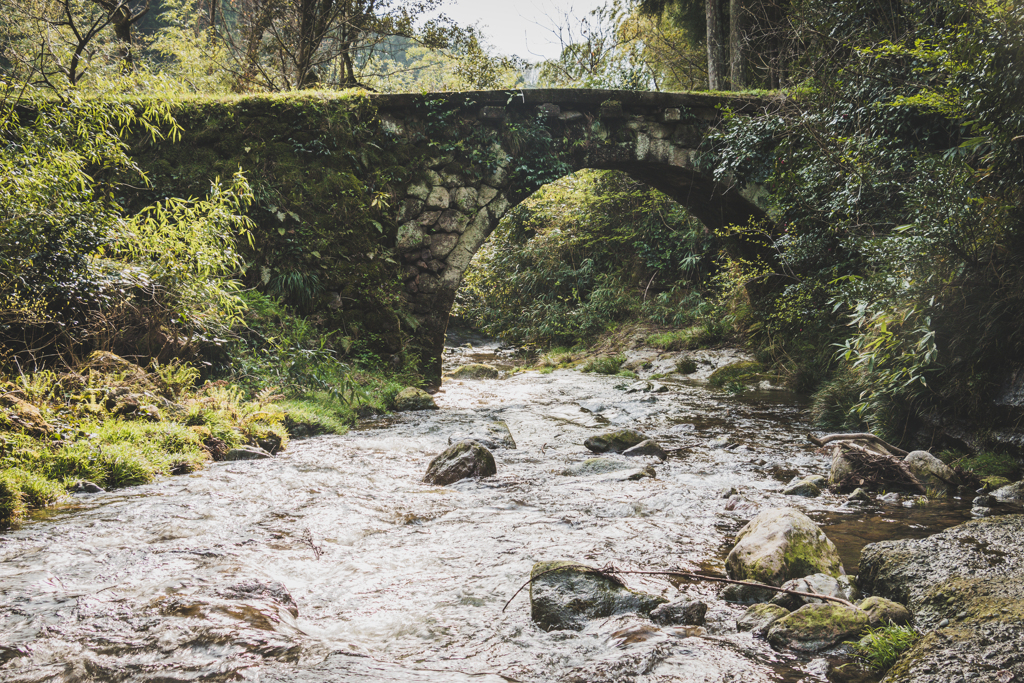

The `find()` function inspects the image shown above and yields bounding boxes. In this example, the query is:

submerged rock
[529,561,666,631]
[561,457,632,476]
[448,363,500,380]
[625,464,657,481]
[783,478,822,497]
[903,450,959,495]
[766,603,868,653]
[423,440,496,485]
[857,596,911,627]
[621,439,668,460]
[650,598,707,626]
[584,429,650,453]
[724,508,844,603]
[394,387,437,411]
[859,514,1024,683]
[737,603,790,635]
[219,445,274,461]
[847,487,871,503]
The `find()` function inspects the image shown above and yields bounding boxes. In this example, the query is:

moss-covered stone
[393,387,437,411]
[584,429,649,453]
[423,440,496,485]
[737,603,790,635]
[529,560,667,631]
[766,603,869,653]
[725,508,844,602]
[707,361,765,388]
[447,363,500,379]
[858,596,911,627]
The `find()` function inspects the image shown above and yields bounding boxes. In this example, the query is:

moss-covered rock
[783,478,822,497]
[725,508,844,602]
[770,573,858,610]
[737,603,790,635]
[649,598,707,625]
[423,440,496,485]
[859,514,1024,683]
[583,429,649,453]
[447,363,500,379]
[707,361,765,388]
[992,480,1024,502]
[621,439,669,460]
[766,603,869,653]
[529,560,667,631]
[394,387,437,411]
[903,450,960,495]
[858,596,911,627]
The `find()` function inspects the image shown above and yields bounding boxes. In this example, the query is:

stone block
[647,123,673,139]
[416,210,441,227]
[396,223,426,251]
[490,195,509,219]
[478,185,498,206]
[396,197,423,222]
[426,186,450,209]
[425,169,442,185]
[485,165,507,186]
[661,107,682,122]
[436,209,470,234]
[479,106,506,122]
[560,110,584,122]
[536,103,561,117]
[453,187,478,213]
[406,182,430,200]
[430,233,459,259]
[599,100,626,118]
[672,125,705,147]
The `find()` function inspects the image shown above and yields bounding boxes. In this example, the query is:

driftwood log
[808,432,909,457]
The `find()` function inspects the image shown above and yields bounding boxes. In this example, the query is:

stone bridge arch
[373,89,776,382]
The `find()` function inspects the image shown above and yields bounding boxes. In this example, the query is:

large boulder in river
[649,597,707,626]
[448,420,516,450]
[766,603,869,653]
[724,508,843,603]
[423,441,496,485]
[621,439,668,460]
[903,450,960,494]
[529,561,666,631]
[584,429,649,453]
[858,514,1024,683]
[448,363,500,379]
[394,387,437,411]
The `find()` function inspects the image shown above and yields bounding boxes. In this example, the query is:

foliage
[579,354,626,375]
[707,361,764,388]
[941,450,1021,482]
[848,623,919,671]
[456,170,717,347]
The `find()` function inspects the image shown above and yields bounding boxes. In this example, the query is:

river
[0,335,981,682]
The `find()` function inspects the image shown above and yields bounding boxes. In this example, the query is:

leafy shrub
[676,358,698,374]
[945,451,1021,481]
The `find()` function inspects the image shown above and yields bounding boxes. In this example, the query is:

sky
[437,0,610,62]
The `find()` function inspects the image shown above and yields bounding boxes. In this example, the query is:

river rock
[828,452,856,485]
[584,429,649,453]
[447,363,500,379]
[724,494,757,512]
[394,387,437,411]
[621,439,668,460]
[1,395,51,436]
[448,420,516,450]
[529,561,667,631]
[783,478,822,497]
[857,596,911,627]
[992,480,1024,502]
[219,445,274,461]
[724,508,844,603]
[766,603,869,653]
[847,487,871,503]
[650,598,707,625]
[858,514,1024,683]
[71,480,105,493]
[770,573,858,610]
[903,450,960,495]
[561,457,632,476]
[625,464,657,481]
[737,603,791,635]
[423,440,496,485]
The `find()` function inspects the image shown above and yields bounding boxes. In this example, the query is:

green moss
[947,451,1020,481]
[676,358,698,374]
[647,324,723,351]
[279,398,353,435]
[579,354,626,374]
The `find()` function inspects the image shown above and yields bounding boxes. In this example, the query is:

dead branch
[808,432,909,457]
[829,441,926,494]
[503,563,854,612]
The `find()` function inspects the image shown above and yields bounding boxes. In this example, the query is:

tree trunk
[729,0,746,90]
[706,0,725,90]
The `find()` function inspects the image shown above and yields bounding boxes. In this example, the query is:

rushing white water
[0,337,979,682]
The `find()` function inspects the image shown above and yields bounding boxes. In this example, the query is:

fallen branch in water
[828,442,926,494]
[502,563,855,612]
[808,432,909,457]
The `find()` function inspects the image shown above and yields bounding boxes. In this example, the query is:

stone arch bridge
[370,89,776,381]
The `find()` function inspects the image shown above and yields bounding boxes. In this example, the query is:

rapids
[0,335,985,682]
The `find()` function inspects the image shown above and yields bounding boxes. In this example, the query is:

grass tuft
[847,622,919,671]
